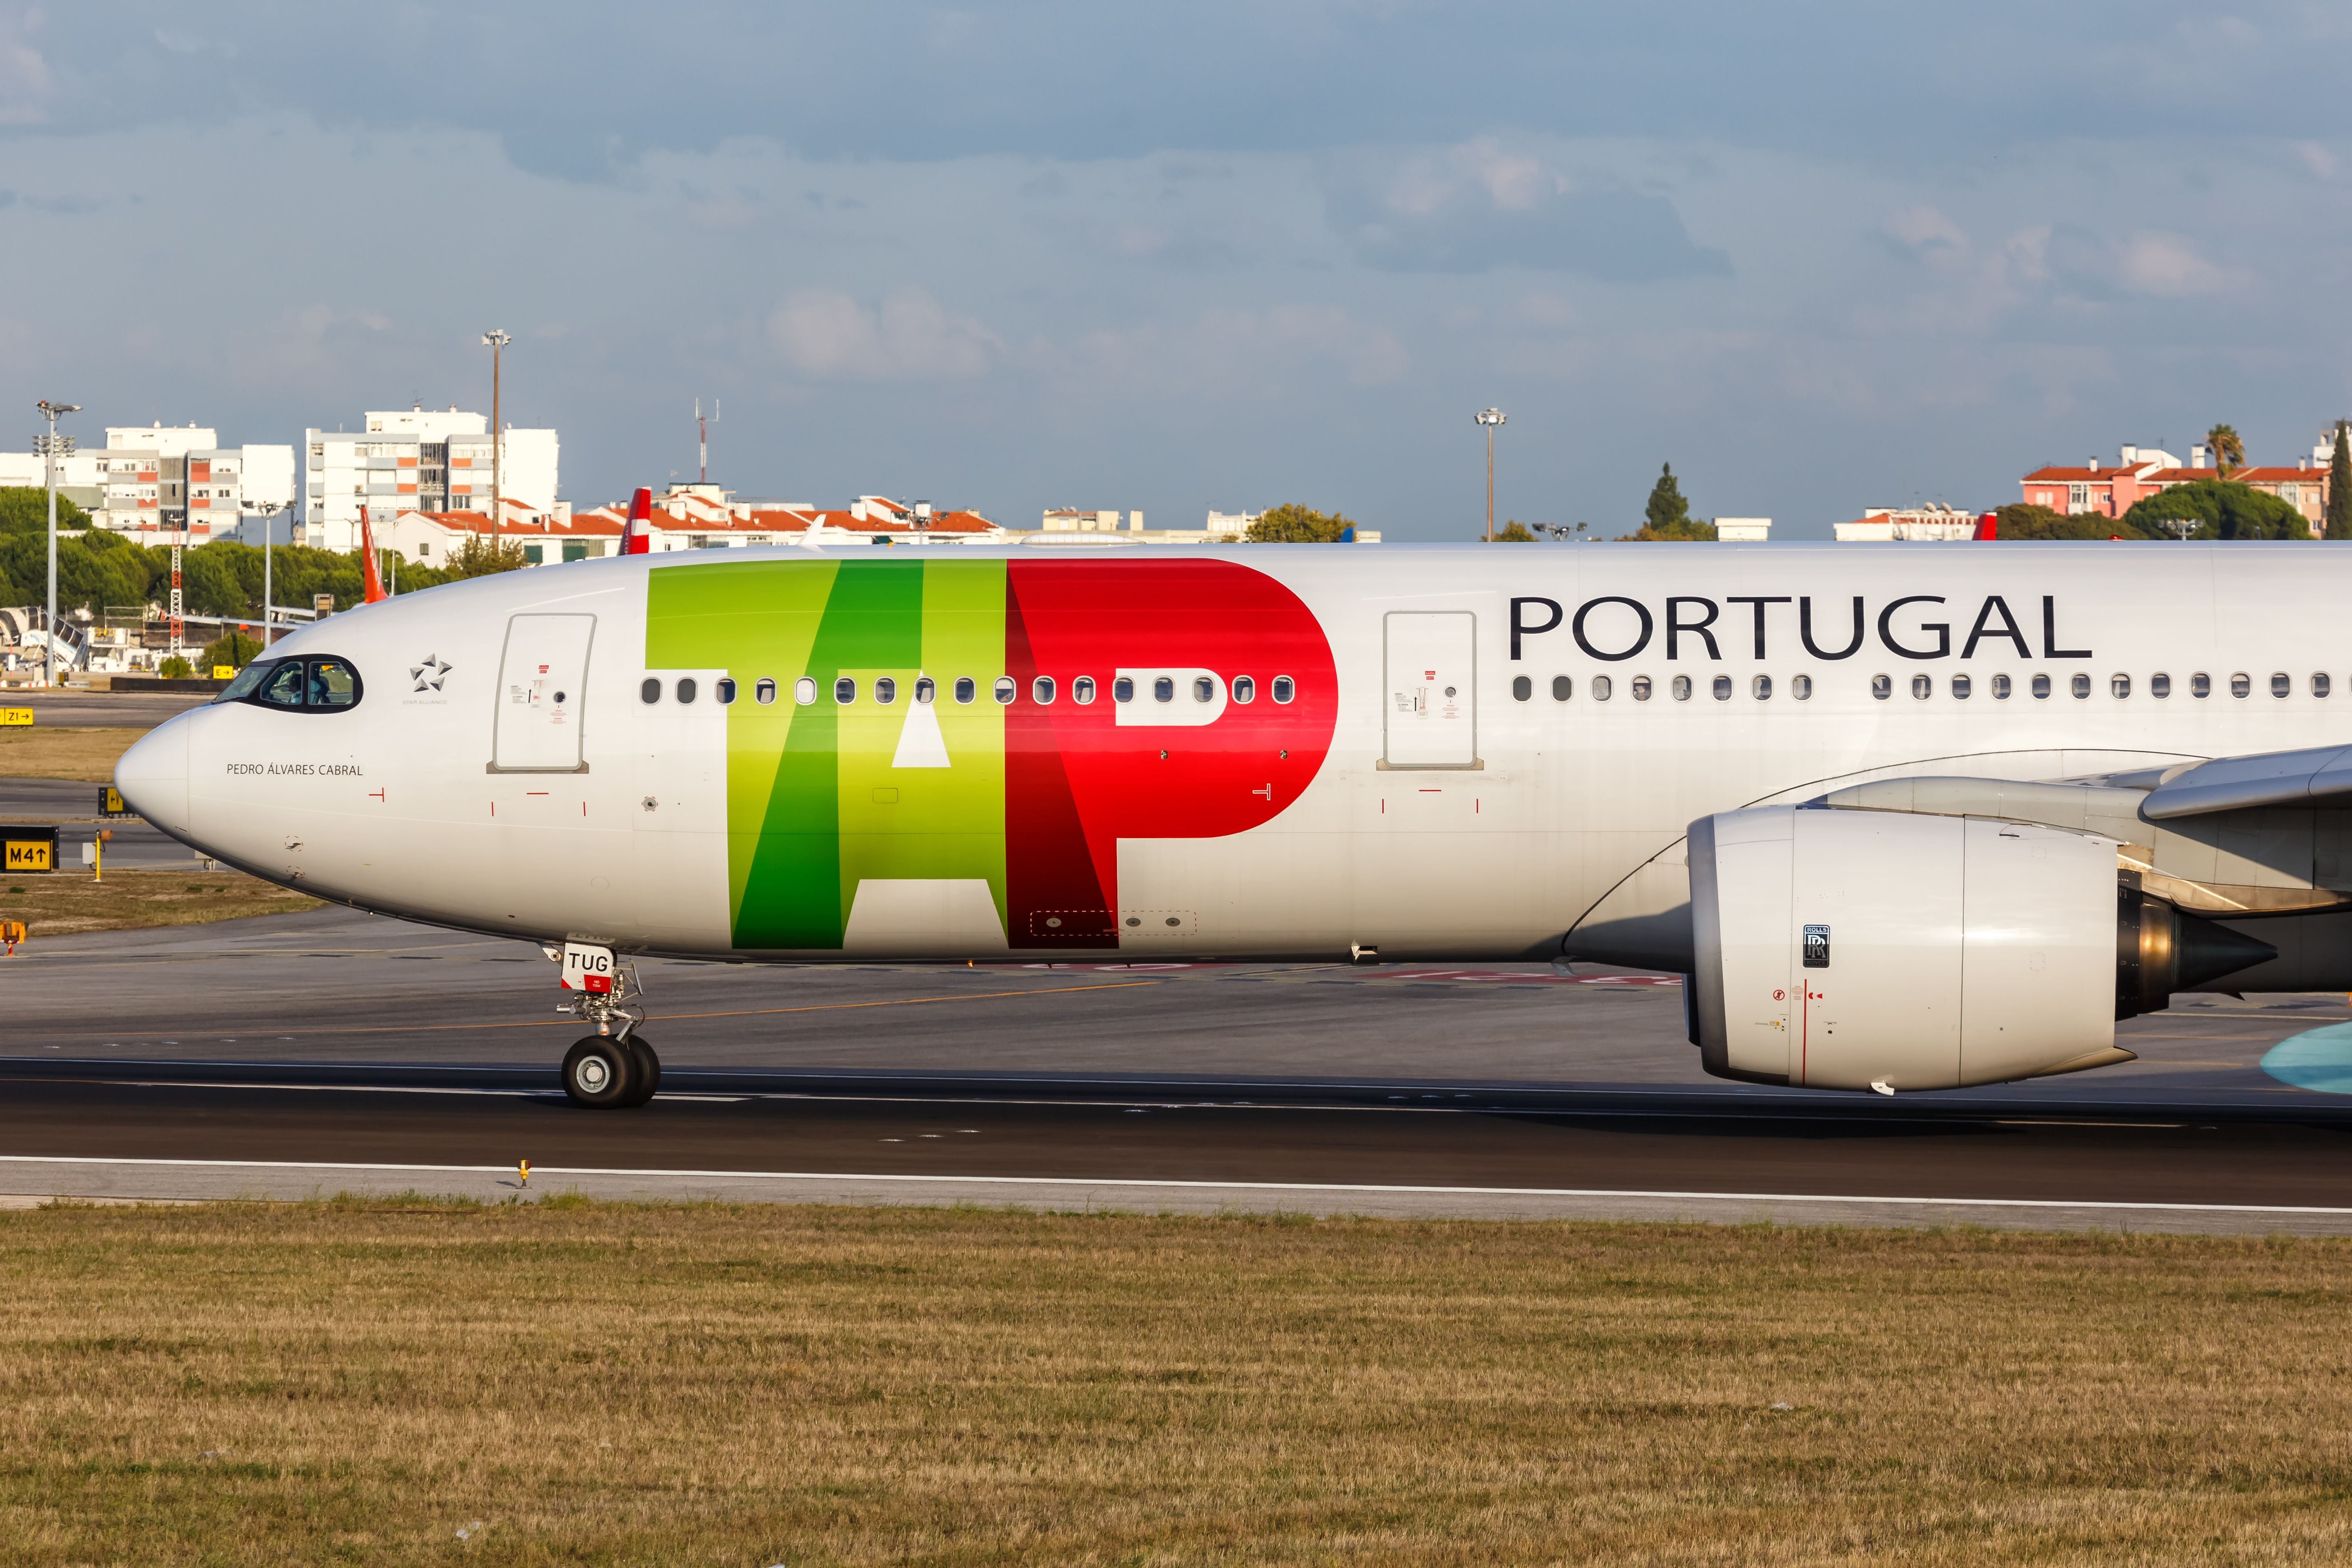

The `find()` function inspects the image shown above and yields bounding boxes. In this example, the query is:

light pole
[1475,407,1506,542]
[482,330,511,532]
[34,400,80,688]
[262,497,293,646]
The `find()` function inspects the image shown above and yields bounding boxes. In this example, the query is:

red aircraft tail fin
[359,510,388,602]
[624,487,653,555]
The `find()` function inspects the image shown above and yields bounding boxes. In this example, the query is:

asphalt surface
[0,779,195,869]
[2,906,2350,1229]
[2,689,212,726]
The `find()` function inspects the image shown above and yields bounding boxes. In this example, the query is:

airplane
[111,528,2352,1108]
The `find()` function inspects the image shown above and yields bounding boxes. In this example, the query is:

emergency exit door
[1383,610,1478,768]
[490,613,595,772]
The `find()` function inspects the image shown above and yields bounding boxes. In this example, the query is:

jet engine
[1687,805,2275,1091]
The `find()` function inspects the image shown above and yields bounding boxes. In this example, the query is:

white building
[1713,517,1772,542]
[89,425,294,543]
[0,422,291,535]
[1041,508,1143,532]
[1205,510,1259,540]
[1833,505,1985,543]
[304,408,558,552]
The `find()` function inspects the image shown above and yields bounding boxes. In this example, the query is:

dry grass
[0,724,145,782]
[1,1203,2349,1565]
[0,866,320,935]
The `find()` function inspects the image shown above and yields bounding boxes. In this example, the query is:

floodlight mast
[1474,407,1506,542]
[34,400,80,688]
[482,330,512,532]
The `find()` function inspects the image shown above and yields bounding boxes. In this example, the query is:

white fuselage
[113,542,2350,969]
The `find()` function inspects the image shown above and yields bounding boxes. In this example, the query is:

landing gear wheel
[562,1036,635,1109]
[619,1035,661,1107]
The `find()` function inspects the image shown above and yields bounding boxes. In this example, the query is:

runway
[4,906,2351,1230]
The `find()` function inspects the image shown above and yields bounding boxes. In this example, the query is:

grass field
[0,724,144,782]
[2,1202,2349,1565]
[0,866,320,935]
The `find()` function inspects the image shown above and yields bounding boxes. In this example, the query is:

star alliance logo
[410,654,452,693]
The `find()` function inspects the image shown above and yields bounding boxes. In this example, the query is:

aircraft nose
[114,714,191,835]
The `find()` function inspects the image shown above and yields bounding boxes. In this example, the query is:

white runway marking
[0,1154,2347,1218]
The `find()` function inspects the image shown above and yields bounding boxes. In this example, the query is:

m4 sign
[560,941,617,994]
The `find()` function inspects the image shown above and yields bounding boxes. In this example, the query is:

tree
[1643,463,1692,532]
[2119,479,2307,540]
[1245,504,1356,543]
[200,629,263,670]
[1489,521,1537,542]
[158,655,194,679]
[0,486,91,535]
[2327,421,2352,542]
[2205,423,2245,477]
[1995,503,2149,540]
[448,532,535,576]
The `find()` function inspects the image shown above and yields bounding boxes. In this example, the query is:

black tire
[621,1036,660,1107]
[561,1036,635,1109]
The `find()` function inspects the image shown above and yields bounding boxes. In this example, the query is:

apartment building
[2021,434,2337,533]
[91,425,295,544]
[305,407,558,551]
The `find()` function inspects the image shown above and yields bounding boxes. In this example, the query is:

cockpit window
[216,656,365,713]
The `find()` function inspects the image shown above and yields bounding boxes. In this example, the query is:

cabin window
[1194,676,1215,703]
[2070,674,2090,698]
[1033,676,1056,704]
[640,677,661,704]
[1072,676,1095,704]
[1511,675,1532,702]
[955,677,975,704]
[1115,676,1137,703]
[1951,673,1971,699]
[1232,676,1255,704]
[755,678,777,704]
[1911,674,1931,699]
[1552,675,1572,701]
[1753,674,1772,700]
[2111,674,2130,698]
[1591,675,1613,701]
[1713,676,1733,700]
[1871,674,1891,700]
[1991,674,2011,699]
[2315,674,2332,698]
[834,677,856,704]
[795,677,817,705]
[1272,676,1296,704]
[676,677,697,704]
[1668,675,1688,700]
[2230,673,2251,698]
[874,677,896,705]
[715,677,737,705]
[1791,674,1811,700]
[1153,676,1174,703]
[2149,674,2169,698]
[1633,675,1655,702]
[2272,673,2291,698]
[2191,673,2211,698]
[993,677,1016,704]
[915,677,935,704]
[2031,673,2051,699]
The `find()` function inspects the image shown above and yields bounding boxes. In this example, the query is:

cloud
[767,287,998,380]
[0,7,50,126]
[1883,205,1968,254]
[1325,139,1729,282]
[1047,304,1409,392]
[2113,231,2234,296]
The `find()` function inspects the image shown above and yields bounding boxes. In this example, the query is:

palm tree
[2205,423,2245,478]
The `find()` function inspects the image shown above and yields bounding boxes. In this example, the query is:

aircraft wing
[2125,744,2352,821]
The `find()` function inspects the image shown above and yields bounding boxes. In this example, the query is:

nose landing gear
[552,940,660,1109]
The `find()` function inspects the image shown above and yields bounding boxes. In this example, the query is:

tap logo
[410,654,452,693]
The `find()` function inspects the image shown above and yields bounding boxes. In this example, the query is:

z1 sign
[560,941,617,994]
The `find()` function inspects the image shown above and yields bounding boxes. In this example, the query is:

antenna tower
[695,398,719,484]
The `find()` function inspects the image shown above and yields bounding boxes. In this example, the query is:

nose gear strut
[549,941,659,1108]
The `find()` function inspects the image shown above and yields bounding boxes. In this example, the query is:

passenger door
[1382,610,1478,768]
[490,613,595,773]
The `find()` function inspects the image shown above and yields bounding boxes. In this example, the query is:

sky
[1,2,2348,540]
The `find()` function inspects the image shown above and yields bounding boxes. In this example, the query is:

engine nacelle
[1688,805,2274,1092]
